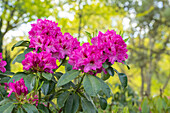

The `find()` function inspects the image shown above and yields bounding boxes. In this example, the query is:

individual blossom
[22,51,57,73]
[91,30,128,64]
[69,43,105,73]
[0,53,7,73]
[53,33,80,59]
[5,78,28,97]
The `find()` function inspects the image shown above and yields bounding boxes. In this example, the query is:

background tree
[0,0,53,71]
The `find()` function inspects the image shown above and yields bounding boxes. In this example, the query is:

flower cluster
[0,53,7,73]
[22,51,57,73]
[69,30,128,73]
[29,19,80,60]
[4,78,28,97]
[91,30,128,64]
[28,95,39,106]
[69,43,105,73]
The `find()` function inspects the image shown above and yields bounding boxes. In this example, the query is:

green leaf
[83,75,110,97]
[42,73,52,80]
[0,71,15,78]
[30,76,36,91]
[118,73,128,88]
[37,104,49,113]
[11,40,30,51]
[0,102,14,113]
[123,38,129,43]
[57,91,70,108]
[99,97,107,110]
[122,61,130,70]
[106,67,114,76]
[64,93,79,113]
[53,72,63,80]
[141,98,149,113]
[22,103,39,113]
[41,81,49,95]
[0,77,11,83]
[8,72,27,83]
[65,62,73,72]
[102,62,109,69]
[12,48,33,64]
[24,74,35,92]
[81,98,97,113]
[85,31,92,39]
[0,98,10,105]
[3,103,15,113]
[57,70,80,87]
[17,107,25,113]
[101,71,110,81]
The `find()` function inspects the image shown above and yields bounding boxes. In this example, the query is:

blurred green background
[0,0,170,112]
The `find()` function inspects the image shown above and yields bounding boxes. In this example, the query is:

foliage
[0,19,129,113]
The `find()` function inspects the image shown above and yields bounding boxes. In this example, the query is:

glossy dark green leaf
[22,103,39,113]
[8,72,27,83]
[0,102,14,113]
[65,62,73,72]
[101,71,110,81]
[30,76,36,91]
[99,97,107,110]
[64,93,79,113]
[57,91,70,108]
[12,48,33,64]
[24,74,35,92]
[83,75,110,97]
[41,81,49,95]
[42,73,52,80]
[106,67,114,76]
[122,61,130,70]
[37,104,49,113]
[102,62,109,69]
[17,107,25,113]
[0,71,15,78]
[81,98,97,113]
[3,103,15,113]
[53,72,63,80]
[0,77,11,83]
[11,40,30,51]
[118,73,128,88]
[57,70,80,87]
[0,98,10,105]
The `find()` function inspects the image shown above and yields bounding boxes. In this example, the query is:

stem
[54,57,66,72]
[75,74,85,92]
[39,89,41,104]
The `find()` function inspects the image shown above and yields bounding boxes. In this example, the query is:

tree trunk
[140,66,144,99]
[0,31,3,53]
[146,36,154,97]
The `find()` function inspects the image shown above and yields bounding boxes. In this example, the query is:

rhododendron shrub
[0,19,129,113]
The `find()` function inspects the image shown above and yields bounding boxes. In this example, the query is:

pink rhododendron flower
[22,51,57,73]
[5,78,28,97]
[29,19,62,39]
[69,43,105,73]
[91,30,128,64]
[53,33,80,59]
[29,19,80,60]
[0,53,7,73]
